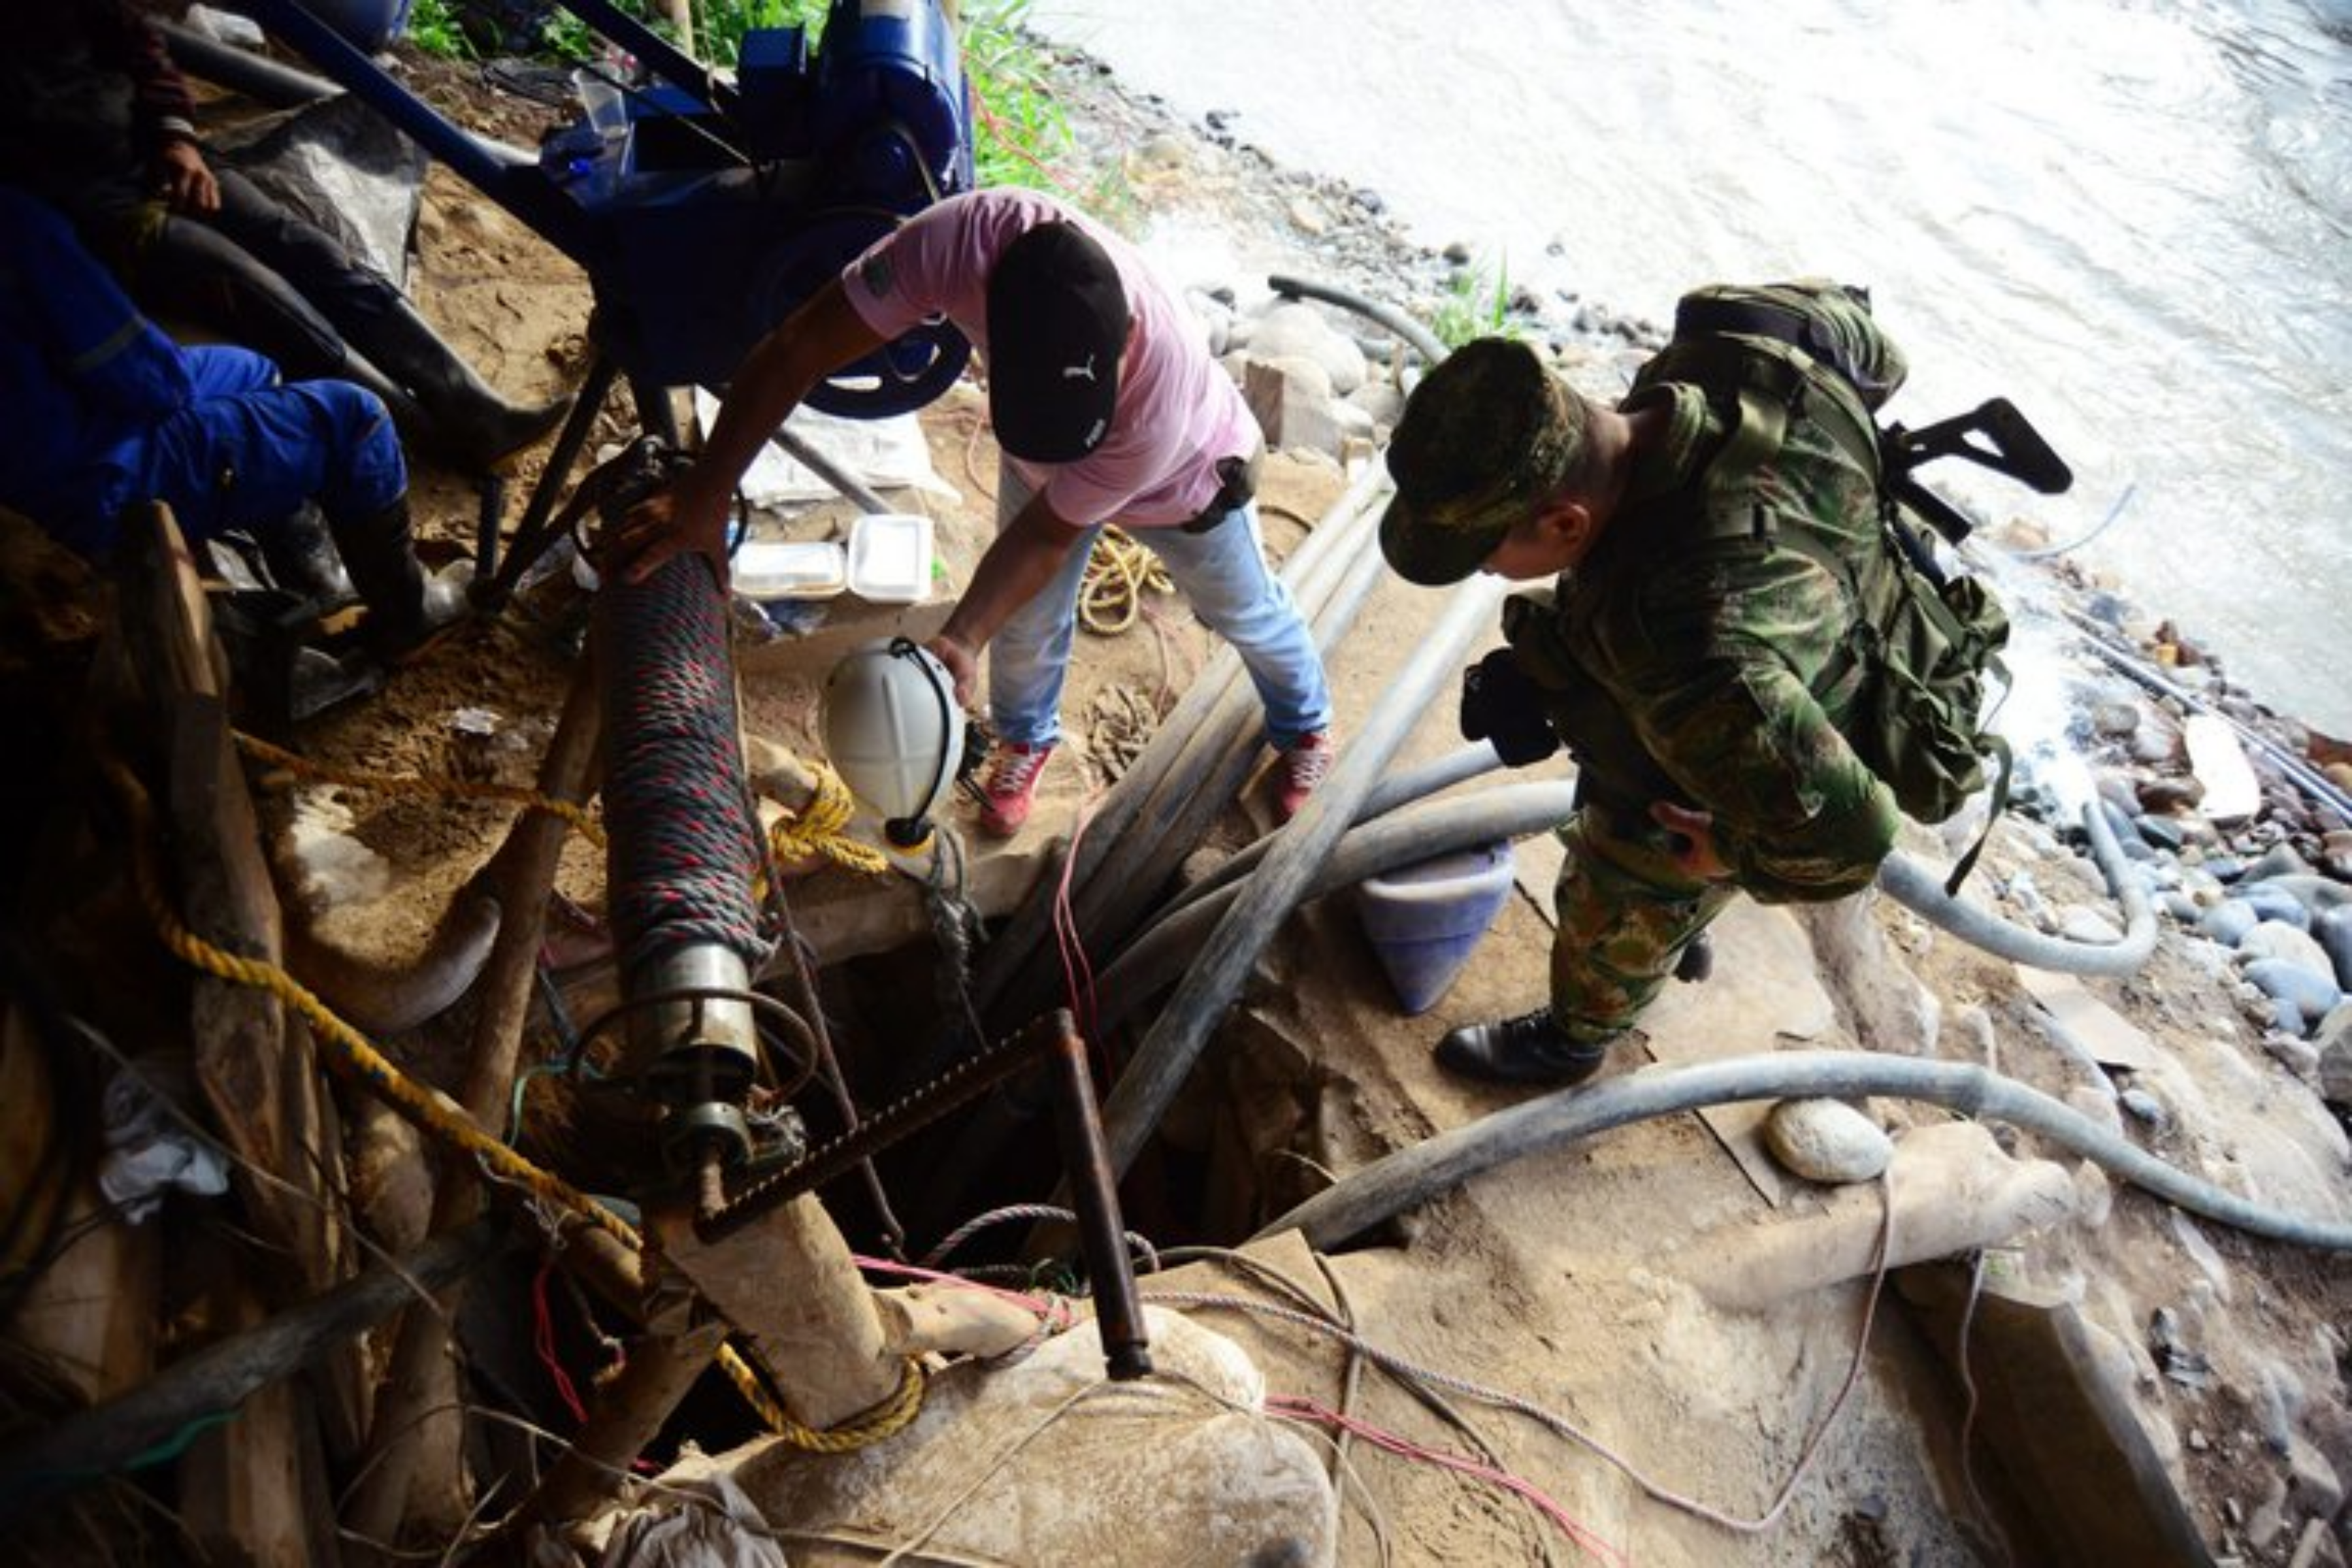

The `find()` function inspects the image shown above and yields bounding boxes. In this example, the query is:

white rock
[2240,920,2340,987]
[2185,713,2262,823]
[1245,301,1369,396]
[1763,1098,1894,1184]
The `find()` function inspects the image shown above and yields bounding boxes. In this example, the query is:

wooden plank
[178,1257,337,1568]
[2015,965,2162,1071]
[1633,902,1840,1209]
[3,1171,159,1407]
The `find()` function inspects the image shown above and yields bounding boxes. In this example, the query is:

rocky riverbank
[1032,26,2352,1034]
[1017,35,2352,1563]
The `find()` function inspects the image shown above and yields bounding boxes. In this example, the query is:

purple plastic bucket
[1353,841,1516,1015]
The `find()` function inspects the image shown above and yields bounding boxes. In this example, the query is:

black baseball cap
[985,221,1130,463]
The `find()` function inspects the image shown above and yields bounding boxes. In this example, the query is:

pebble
[2120,1087,2171,1129]
[2060,907,2126,944]
[2240,885,2313,932]
[2264,1034,2321,1079]
[2242,921,2343,985]
[2247,843,2317,882]
[2315,907,2352,990]
[2091,700,2141,739]
[1763,1098,1893,1184]
[2201,901,2261,947]
[2317,1032,2352,1108]
[2244,958,2342,1027]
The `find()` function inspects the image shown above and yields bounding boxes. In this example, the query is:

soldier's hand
[1650,801,1730,882]
[154,140,219,216]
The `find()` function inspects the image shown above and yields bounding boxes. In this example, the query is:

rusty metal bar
[1045,1026,1152,1382]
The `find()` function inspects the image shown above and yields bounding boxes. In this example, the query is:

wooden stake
[342,658,602,1558]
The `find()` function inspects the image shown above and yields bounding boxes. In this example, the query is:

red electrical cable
[532,1257,591,1426]
[1269,1395,1629,1567]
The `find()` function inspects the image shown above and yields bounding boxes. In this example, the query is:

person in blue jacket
[0,0,568,474]
[0,184,461,661]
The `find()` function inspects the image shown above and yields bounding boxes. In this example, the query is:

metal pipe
[555,0,742,120]
[771,427,894,516]
[479,348,620,605]
[1046,1019,1152,1381]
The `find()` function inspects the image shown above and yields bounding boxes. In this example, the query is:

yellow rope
[106,751,922,1451]
[235,730,606,847]
[766,760,892,877]
[1079,527,1171,636]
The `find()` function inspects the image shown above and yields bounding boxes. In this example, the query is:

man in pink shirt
[613,188,1336,834]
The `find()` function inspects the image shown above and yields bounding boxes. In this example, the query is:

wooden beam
[0,1222,503,1522]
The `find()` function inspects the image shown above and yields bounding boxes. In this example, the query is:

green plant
[406,0,478,59]
[1431,252,1518,350]
[694,0,828,67]
[457,0,1088,205]
[960,0,1078,193]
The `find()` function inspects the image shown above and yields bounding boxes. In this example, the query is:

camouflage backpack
[1665,285,2016,891]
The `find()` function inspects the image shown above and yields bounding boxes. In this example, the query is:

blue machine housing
[237,0,975,415]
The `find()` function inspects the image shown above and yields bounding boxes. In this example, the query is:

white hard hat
[821,638,966,847]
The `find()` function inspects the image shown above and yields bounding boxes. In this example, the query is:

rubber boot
[258,502,357,610]
[328,498,470,662]
[1434,1009,1611,1087]
[331,346,444,459]
[346,297,572,472]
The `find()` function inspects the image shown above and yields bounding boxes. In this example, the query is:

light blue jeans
[988,461,1333,751]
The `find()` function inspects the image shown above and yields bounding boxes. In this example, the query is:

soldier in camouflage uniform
[1378,280,1912,1086]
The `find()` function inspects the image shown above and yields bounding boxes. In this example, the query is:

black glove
[1460,647,1561,768]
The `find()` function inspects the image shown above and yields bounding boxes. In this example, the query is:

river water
[1030,0,2352,736]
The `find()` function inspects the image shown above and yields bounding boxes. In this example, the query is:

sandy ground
[160,38,2352,1568]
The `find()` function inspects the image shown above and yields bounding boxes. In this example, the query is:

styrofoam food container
[734,539,846,600]
[847,512,933,604]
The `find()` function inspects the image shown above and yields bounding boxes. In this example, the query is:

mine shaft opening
[813,928,1335,1282]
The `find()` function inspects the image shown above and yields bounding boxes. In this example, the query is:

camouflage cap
[1378,337,1588,586]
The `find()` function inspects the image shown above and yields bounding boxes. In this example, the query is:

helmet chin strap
[883,637,959,845]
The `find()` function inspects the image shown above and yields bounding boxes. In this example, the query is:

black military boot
[1434,1009,1610,1087]
[348,298,572,472]
[327,498,470,662]
[257,502,357,610]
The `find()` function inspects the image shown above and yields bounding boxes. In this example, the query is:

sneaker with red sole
[976,740,1054,837]
[1272,730,1337,821]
